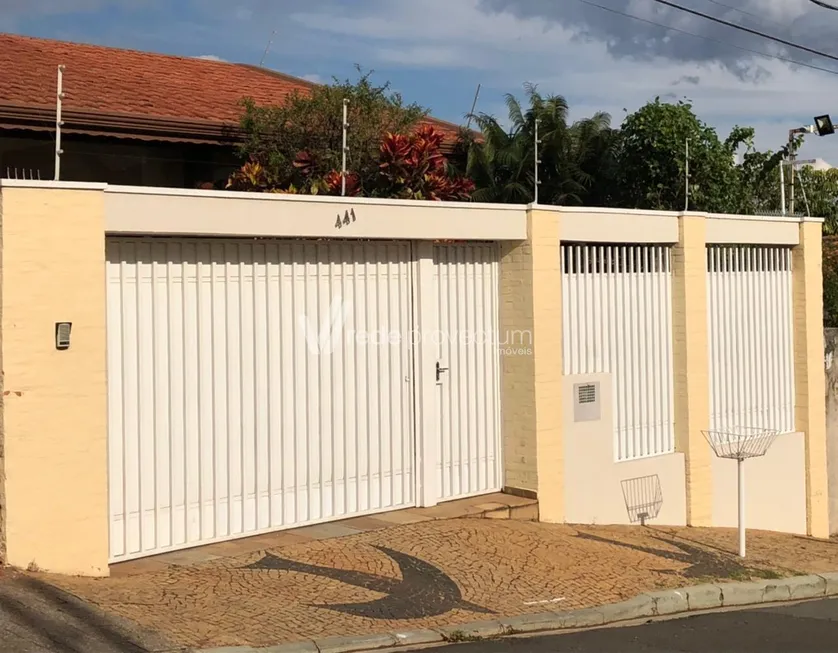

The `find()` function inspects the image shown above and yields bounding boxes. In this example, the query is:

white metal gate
[433,243,503,500]
[706,245,795,433]
[561,243,675,461]
[107,238,416,561]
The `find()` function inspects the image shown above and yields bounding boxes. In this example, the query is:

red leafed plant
[226,158,274,191]
[227,125,473,201]
[322,170,361,196]
[377,125,473,201]
[292,151,315,177]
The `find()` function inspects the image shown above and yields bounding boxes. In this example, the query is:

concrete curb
[196,572,838,653]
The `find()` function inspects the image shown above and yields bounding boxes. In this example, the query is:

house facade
[0,179,828,576]
[0,33,462,187]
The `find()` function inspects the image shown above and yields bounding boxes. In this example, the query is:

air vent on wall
[573,381,601,422]
[578,384,596,404]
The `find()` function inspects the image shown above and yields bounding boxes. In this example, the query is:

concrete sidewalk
[41,516,838,651]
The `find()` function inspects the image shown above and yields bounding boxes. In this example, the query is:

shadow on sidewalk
[573,530,784,580]
[0,572,177,653]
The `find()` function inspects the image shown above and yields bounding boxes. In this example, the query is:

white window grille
[706,245,794,434]
[561,243,675,461]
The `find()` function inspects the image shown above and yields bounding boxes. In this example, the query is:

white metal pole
[55,65,65,181]
[684,137,690,211]
[738,457,746,557]
[534,118,541,205]
[341,99,349,197]
[780,161,786,216]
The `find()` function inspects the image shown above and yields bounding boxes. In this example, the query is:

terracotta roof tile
[0,33,462,139]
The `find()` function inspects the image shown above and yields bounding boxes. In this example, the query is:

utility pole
[54,65,65,181]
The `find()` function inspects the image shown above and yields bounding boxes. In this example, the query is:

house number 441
[335,208,357,229]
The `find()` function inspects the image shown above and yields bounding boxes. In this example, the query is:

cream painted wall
[0,185,109,576]
[105,186,527,241]
[555,208,678,244]
[562,373,687,526]
[705,217,799,245]
[711,431,807,535]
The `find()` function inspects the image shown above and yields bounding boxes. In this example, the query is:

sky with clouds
[4,0,838,162]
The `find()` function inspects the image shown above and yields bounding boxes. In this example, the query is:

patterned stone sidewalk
[40,513,838,651]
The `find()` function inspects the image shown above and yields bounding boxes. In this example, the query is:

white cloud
[286,0,838,161]
[195,54,226,61]
[301,73,323,83]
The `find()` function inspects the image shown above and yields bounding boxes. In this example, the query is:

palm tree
[465,110,531,203]
[569,112,619,206]
[465,84,616,206]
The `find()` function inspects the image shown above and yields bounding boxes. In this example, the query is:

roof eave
[0,103,242,145]
[0,103,461,152]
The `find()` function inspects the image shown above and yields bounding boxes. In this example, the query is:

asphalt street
[0,572,172,653]
[434,598,838,652]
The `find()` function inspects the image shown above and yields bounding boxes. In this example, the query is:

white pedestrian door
[433,243,503,501]
[107,238,415,561]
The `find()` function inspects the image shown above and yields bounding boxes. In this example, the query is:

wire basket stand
[702,426,781,557]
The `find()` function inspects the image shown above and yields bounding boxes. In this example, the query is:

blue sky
[5,0,838,162]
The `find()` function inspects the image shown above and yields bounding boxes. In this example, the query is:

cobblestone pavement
[41,520,838,650]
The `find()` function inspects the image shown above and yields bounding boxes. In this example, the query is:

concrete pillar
[793,220,829,538]
[0,181,109,576]
[672,214,712,526]
[499,208,564,521]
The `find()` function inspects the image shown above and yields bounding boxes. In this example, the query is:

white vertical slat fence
[433,243,502,501]
[107,237,416,561]
[706,245,795,434]
[561,243,675,461]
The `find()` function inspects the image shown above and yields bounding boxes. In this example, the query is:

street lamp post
[787,127,810,216]
[782,115,834,215]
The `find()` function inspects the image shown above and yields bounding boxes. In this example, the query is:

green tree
[824,237,838,327]
[732,146,784,215]
[234,68,427,195]
[795,166,838,233]
[614,98,751,213]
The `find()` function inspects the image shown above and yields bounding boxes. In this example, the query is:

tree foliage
[796,166,838,233]
[464,84,617,205]
[613,99,752,212]
[231,68,473,197]
[229,72,838,227]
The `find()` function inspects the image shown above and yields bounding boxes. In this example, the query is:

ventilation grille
[573,381,601,423]
[578,384,597,404]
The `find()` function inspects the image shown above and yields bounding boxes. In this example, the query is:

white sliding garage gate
[107,237,501,561]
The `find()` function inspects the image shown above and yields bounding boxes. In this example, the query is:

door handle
[436,361,449,382]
